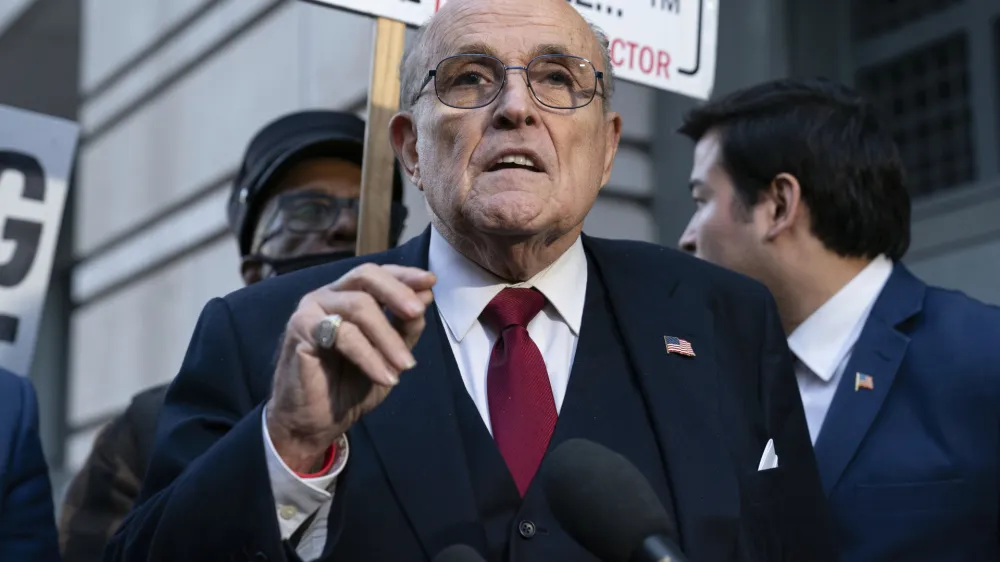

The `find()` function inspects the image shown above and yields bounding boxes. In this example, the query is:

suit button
[518,520,536,539]
[251,553,268,562]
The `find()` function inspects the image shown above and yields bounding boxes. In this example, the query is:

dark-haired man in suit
[678,77,1000,562]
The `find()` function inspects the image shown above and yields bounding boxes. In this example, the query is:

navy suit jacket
[106,230,837,562]
[815,264,1000,561]
[0,367,60,562]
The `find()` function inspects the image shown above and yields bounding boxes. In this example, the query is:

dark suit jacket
[60,384,168,562]
[0,367,60,562]
[105,230,836,562]
[814,264,1000,561]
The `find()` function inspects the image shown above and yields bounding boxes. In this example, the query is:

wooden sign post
[305,0,444,256]
[355,17,406,256]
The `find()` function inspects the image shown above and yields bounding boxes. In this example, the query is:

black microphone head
[432,544,486,562]
[541,438,677,562]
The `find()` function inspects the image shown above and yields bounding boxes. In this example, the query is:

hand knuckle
[288,308,312,330]
[345,292,376,316]
[297,292,316,310]
[360,291,380,308]
[355,262,380,277]
[334,322,359,347]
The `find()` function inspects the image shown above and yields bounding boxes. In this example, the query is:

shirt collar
[427,226,587,342]
[787,255,894,381]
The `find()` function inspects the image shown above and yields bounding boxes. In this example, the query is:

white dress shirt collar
[427,226,587,342]
[787,255,894,382]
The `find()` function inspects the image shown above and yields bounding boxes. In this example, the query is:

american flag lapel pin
[854,372,874,391]
[664,336,695,357]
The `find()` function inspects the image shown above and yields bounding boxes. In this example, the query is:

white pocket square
[757,438,779,471]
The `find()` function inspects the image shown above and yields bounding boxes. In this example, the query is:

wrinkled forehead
[427,1,599,66]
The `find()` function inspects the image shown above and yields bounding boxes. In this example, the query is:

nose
[491,69,539,129]
[678,227,697,255]
[324,207,358,246]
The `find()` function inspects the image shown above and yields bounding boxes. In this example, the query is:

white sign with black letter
[306,0,719,99]
[304,0,442,27]
[0,105,78,376]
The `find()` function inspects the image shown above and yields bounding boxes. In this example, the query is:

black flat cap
[228,110,404,256]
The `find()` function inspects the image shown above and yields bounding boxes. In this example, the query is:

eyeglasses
[269,192,359,234]
[415,54,605,110]
[256,192,359,250]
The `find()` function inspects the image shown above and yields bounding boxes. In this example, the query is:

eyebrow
[448,42,498,57]
[532,43,576,58]
[445,43,581,61]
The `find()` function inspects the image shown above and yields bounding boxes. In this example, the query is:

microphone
[432,544,487,562]
[541,438,691,562]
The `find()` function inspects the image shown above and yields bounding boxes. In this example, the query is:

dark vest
[442,256,678,562]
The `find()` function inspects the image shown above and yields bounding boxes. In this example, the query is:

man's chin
[453,182,563,240]
[466,211,548,240]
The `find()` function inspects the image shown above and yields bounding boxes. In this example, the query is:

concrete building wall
[862,0,1000,306]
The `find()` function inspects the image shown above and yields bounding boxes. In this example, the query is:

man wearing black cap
[231,110,408,282]
[57,110,407,562]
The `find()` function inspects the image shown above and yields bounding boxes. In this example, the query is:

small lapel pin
[664,336,695,357]
[854,372,874,391]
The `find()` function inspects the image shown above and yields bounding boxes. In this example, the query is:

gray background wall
[0,0,996,495]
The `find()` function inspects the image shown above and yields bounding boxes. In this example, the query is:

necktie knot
[481,287,546,331]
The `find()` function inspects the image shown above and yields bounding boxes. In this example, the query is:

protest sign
[312,0,719,99]
[0,105,78,376]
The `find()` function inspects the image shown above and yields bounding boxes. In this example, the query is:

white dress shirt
[260,226,588,560]
[427,226,587,432]
[787,255,893,444]
[262,410,349,561]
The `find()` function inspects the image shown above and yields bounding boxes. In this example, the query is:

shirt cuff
[261,407,349,540]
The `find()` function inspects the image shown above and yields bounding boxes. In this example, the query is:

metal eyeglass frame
[412,53,606,110]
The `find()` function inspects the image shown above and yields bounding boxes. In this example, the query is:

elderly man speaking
[105,1,836,561]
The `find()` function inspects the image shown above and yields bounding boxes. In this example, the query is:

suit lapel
[359,229,487,556]
[583,237,740,562]
[812,264,925,495]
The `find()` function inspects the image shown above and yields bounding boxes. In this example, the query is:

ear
[240,255,264,285]
[599,111,623,188]
[762,172,805,241]
[389,111,422,190]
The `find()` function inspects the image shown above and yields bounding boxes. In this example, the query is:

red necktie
[482,287,558,496]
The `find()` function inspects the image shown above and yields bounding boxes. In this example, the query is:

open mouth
[488,154,543,173]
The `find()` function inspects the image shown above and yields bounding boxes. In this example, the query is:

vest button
[518,520,536,539]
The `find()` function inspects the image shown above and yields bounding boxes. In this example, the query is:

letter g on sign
[0,151,45,343]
